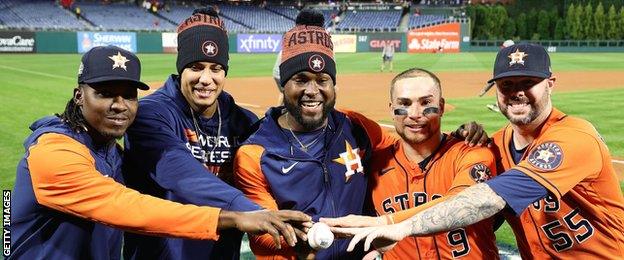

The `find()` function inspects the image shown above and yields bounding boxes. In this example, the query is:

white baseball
[307,222,334,250]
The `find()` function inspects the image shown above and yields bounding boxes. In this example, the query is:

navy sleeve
[124,105,260,212]
[486,169,548,215]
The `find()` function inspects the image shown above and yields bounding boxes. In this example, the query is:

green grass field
[1,52,623,253]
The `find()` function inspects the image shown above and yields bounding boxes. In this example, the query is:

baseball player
[9,45,310,259]
[381,43,395,72]
[330,43,624,259]
[323,68,500,259]
[233,10,395,259]
[122,8,303,259]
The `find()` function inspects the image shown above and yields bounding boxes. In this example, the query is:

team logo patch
[527,142,563,171]
[508,49,527,66]
[202,41,218,57]
[109,51,129,71]
[308,54,325,72]
[469,163,492,183]
[333,141,364,182]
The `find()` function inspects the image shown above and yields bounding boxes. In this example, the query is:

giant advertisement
[331,34,356,53]
[237,34,282,53]
[162,32,177,53]
[0,31,35,53]
[357,33,405,52]
[77,32,137,53]
[407,23,460,53]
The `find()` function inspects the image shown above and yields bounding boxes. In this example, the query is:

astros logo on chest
[333,141,364,182]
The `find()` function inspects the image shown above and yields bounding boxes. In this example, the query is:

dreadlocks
[55,85,88,133]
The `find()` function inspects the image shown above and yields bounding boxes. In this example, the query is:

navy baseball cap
[77,45,149,90]
[488,43,552,83]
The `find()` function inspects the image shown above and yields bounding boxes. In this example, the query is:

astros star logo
[202,41,218,57]
[527,142,563,171]
[469,163,492,183]
[536,149,555,163]
[508,49,528,66]
[109,51,129,71]
[333,141,364,182]
[308,54,325,72]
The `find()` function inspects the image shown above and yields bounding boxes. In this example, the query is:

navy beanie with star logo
[176,7,229,75]
[279,10,336,87]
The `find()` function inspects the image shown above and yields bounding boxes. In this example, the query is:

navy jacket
[123,75,261,259]
[11,116,123,259]
[236,108,393,259]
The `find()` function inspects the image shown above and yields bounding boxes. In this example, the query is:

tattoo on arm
[409,183,506,236]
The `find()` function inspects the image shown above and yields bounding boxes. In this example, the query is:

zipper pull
[322,165,329,183]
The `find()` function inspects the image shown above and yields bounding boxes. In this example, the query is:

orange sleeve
[27,133,220,240]
[447,146,497,194]
[234,144,296,260]
[514,129,602,199]
[339,108,397,151]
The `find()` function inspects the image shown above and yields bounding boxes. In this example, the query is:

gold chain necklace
[285,115,326,152]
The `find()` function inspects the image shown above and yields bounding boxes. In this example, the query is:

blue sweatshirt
[122,75,261,259]
[11,116,123,259]
[236,108,394,259]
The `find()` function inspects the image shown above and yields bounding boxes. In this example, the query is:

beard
[499,91,549,126]
[284,97,336,131]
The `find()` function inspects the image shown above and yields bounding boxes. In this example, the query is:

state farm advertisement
[407,23,460,53]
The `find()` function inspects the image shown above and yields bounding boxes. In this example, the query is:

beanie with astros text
[176,7,229,75]
[279,10,335,87]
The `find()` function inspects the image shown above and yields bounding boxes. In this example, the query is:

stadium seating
[217,4,293,33]
[79,3,175,31]
[0,2,453,33]
[408,14,446,29]
[0,0,86,30]
[265,5,299,20]
[336,10,402,31]
[158,5,249,33]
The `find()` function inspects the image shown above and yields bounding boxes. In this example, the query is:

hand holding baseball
[307,222,334,250]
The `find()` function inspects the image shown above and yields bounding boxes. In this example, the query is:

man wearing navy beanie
[122,7,310,260]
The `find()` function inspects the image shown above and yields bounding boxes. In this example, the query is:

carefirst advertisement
[407,23,460,53]
[0,31,35,53]
[77,32,137,53]
[237,34,282,53]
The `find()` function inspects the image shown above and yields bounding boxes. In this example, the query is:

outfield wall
[1,30,623,54]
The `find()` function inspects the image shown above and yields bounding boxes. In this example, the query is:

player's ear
[73,86,83,106]
[546,76,556,95]
[439,97,445,116]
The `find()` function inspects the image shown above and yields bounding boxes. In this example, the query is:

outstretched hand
[219,210,311,249]
[331,222,410,252]
[319,214,388,231]
[453,121,491,147]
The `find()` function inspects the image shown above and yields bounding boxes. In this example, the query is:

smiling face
[76,81,138,142]
[283,71,336,131]
[495,76,554,126]
[390,76,444,145]
[180,61,225,116]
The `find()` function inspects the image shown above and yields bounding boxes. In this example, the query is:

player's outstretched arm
[334,183,506,252]
[218,210,312,249]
